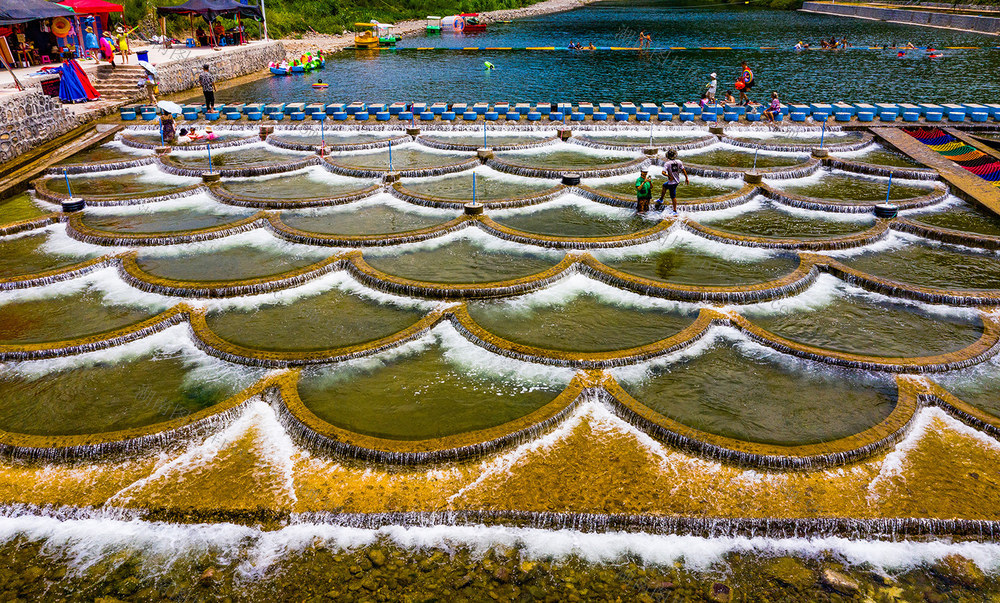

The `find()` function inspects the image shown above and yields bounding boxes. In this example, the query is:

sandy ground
[280,0,598,57]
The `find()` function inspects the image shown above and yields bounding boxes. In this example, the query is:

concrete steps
[90,65,147,100]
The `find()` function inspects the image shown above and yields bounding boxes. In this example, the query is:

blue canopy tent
[0,0,74,25]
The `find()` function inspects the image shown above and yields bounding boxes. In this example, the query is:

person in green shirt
[634,168,652,213]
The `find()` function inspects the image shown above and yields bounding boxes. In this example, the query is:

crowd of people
[81,25,133,67]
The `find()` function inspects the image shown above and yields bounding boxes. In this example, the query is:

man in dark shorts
[199,64,217,112]
[634,168,652,213]
[656,149,689,214]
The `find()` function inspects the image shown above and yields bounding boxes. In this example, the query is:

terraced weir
[6,122,1000,601]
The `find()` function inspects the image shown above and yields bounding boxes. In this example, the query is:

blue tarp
[58,59,92,103]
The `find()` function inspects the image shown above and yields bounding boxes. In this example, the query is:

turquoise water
[209,0,1000,104]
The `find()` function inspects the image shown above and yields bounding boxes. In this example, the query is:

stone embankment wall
[801,2,1000,34]
[0,90,79,164]
[155,41,286,95]
[0,43,283,165]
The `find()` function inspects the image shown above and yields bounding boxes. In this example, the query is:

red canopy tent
[57,0,123,13]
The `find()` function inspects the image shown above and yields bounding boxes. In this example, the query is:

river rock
[199,567,220,583]
[932,554,985,589]
[766,556,814,588]
[367,549,386,567]
[708,582,731,602]
[821,568,859,594]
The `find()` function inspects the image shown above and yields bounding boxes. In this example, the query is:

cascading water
[3,122,1000,599]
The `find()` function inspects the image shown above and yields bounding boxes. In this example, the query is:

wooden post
[160,16,166,41]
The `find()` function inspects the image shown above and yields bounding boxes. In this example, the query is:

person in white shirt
[656,149,689,214]
[706,72,717,103]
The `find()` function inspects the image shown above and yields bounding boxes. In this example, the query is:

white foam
[289,191,456,218]
[272,129,405,139]
[403,164,548,185]
[361,225,565,259]
[498,141,639,159]
[303,321,575,389]
[198,268,440,313]
[3,512,1000,580]
[65,163,199,186]
[81,192,250,216]
[327,140,474,158]
[734,273,981,319]
[685,141,810,159]
[728,129,851,141]
[772,167,934,189]
[168,141,310,157]
[583,170,740,188]
[591,227,781,262]
[609,325,892,389]
[106,397,298,507]
[897,194,963,218]
[580,127,705,140]
[688,195,766,222]
[424,129,553,139]
[769,199,880,223]
[0,323,253,379]
[96,140,154,156]
[819,229,918,258]
[122,228,335,259]
[476,272,701,313]
[490,192,641,220]
[224,164,377,187]
[0,266,177,310]
[868,403,1000,499]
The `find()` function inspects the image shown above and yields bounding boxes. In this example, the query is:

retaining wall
[153,41,286,95]
[801,2,1000,34]
[0,90,80,164]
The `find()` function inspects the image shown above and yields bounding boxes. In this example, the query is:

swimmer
[586,42,595,50]
[897,50,906,58]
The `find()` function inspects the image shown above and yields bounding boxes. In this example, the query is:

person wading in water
[634,167,653,213]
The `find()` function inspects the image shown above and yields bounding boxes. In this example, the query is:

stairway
[88,64,148,100]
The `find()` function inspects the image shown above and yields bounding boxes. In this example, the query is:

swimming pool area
[206,0,1000,104]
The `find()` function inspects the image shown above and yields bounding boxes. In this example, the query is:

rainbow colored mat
[904,128,1000,187]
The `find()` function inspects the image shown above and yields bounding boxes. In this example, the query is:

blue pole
[886,174,893,203]
[753,149,758,171]
[63,169,72,198]
[820,122,826,148]
[472,171,476,204]
[483,122,487,148]
[159,116,164,145]
[207,142,213,173]
[320,118,325,146]
[388,139,393,171]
